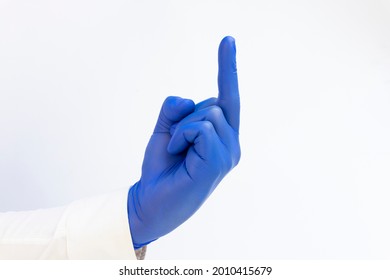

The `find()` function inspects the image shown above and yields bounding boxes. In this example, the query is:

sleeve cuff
[65,188,136,260]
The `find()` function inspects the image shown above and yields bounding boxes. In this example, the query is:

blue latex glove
[128,36,240,249]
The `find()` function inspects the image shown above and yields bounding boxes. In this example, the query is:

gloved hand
[128,36,240,249]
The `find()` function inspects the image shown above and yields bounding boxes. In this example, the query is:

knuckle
[161,96,176,118]
[200,120,214,132]
[163,96,176,106]
[207,105,224,120]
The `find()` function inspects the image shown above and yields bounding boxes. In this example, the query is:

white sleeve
[0,188,137,260]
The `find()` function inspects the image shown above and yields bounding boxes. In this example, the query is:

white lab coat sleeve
[0,188,137,260]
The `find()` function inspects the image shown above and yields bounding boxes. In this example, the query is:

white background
[1,0,390,259]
